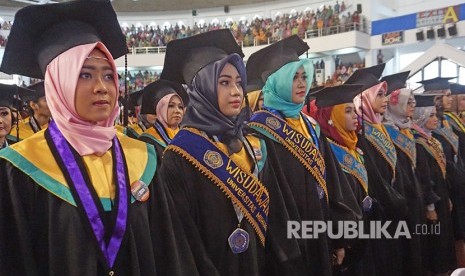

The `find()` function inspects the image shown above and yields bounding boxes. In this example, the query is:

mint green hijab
[262,59,314,118]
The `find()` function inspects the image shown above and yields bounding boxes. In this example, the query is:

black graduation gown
[356,132,407,276]
[433,125,465,240]
[158,133,275,276]
[251,117,362,276]
[444,112,465,162]
[415,139,456,273]
[334,167,376,276]
[138,127,168,169]
[0,131,195,276]
[386,128,424,276]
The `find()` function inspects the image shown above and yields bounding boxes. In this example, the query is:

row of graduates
[119,34,465,276]
[1,1,464,276]
[0,12,357,276]
[0,81,51,148]
[117,33,465,276]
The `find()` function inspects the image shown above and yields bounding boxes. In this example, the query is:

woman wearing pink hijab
[0,1,194,275]
[138,79,189,161]
[346,65,408,276]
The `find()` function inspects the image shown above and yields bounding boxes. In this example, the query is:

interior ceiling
[0,0,277,13]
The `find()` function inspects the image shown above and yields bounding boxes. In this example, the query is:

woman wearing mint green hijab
[247,35,361,276]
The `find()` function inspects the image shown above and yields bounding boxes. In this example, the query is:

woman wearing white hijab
[412,95,456,275]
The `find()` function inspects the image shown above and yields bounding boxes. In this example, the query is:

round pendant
[362,195,373,212]
[228,228,249,254]
[316,185,325,199]
[131,180,150,202]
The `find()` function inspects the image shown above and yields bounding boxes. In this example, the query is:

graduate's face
[292,66,307,104]
[0,107,12,139]
[30,96,51,118]
[441,90,453,110]
[166,95,184,128]
[344,103,358,131]
[457,95,465,112]
[406,95,416,118]
[372,87,388,114]
[144,114,157,125]
[75,49,117,123]
[425,108,439,130]
[217,63,244,117]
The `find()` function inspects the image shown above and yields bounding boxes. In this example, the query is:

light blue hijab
[262,59,314,118]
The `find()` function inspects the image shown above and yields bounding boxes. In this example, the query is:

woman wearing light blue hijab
[247,35,361,276]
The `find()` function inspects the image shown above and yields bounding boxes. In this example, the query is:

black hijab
[182,53,249,153]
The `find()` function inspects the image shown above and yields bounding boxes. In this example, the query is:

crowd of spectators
[122,0,364,48]
[325,61,365,86]
[0,1,363,49]
[118,70,161,94]
[0,1,365,92]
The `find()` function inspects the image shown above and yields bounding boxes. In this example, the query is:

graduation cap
[140,79,189,115]
[17,81,45,102]
[304,85,325,113]
[363,63,386,79]
[313,84,364,108]
[305,85,325,104]
[417,77,455,92]
[414,94,438,107]
[128,89,143,111]
[380,71,410,95]
[160,29,244,85]
[0,84,17,107]
[246,35,309,89]
[0,84,34,107]
[344,63,386,91]
[0,0,128,79]
[449,83,465,95]
[344,71,380,91]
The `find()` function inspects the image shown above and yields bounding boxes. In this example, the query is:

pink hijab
[156,93,183,130]
[44,42,119,156]
[353,81,387,124]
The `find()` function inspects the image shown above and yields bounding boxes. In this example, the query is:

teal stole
[363,122,397,178]
[248,109,327,202]
[328,139,368,194]
[166,127,269,246]
[385,125,416,168]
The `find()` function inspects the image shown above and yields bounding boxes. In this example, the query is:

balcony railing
[127,22,368,55]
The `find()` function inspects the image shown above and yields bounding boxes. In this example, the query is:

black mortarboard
[0,0,128,79]
[160,29,244,85]
[0,84,32,107]
[414,94,439,107]
[313,84,364,108]
[140,79,189,115]
[245,79,264,94]
[380,71,410,95]
[305,85,325,105]
[363,63,386,79]
[128,89,143,111]
[344,71,380,91]
[18,81,45,102]
[417,77,455,91]
[246,35,309,88]
[450,83,465,95]
[344,63,385,91]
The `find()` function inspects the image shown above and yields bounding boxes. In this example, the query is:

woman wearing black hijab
[157,29,287,276]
